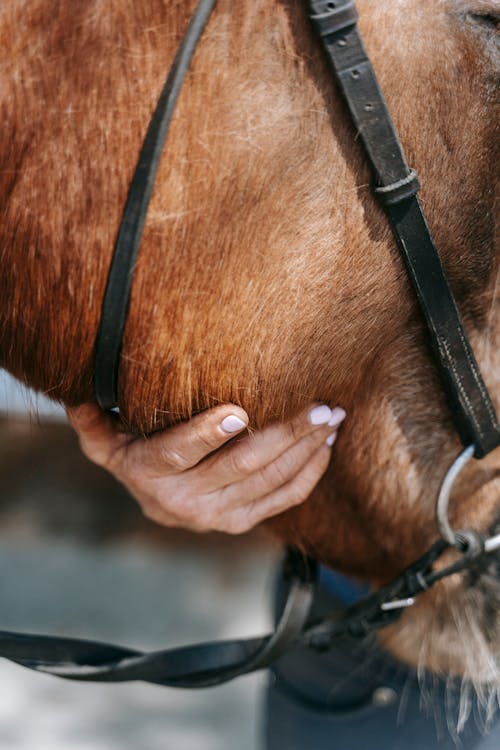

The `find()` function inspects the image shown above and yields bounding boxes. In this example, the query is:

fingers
[198,403,346,491]
[211,442,334,535]
[68,402,250,477]
[214,424,337,508]
[66,404,131,468]
[67,400,346,538]
[129,403,344,533]
[122,404,249,476]
[139,416,342,534]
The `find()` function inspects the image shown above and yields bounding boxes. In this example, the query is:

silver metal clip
[381,597,415,612]
[485,533,500,554]
[436,445,475,547]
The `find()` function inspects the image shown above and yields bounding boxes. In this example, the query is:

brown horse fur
[0,0,499,691]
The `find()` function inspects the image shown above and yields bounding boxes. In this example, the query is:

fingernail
[326,432,338,447]
[220,415,247,433]
[328,407,347,428]
[308,405,332,426]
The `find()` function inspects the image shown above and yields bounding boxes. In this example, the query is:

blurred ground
[0,410,280,750]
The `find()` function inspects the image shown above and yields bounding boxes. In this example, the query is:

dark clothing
[264,567,500,749]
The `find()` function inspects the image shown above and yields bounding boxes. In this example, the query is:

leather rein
[2,0,499,688]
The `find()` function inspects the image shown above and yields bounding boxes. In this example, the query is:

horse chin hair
[416,672,500,743]
[379,542,500,734]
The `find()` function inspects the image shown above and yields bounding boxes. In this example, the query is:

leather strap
[1,528,497,686]
[94,0,218,410]
[310,0,358,37]
[0,549,316,688]
[307,0,499,458]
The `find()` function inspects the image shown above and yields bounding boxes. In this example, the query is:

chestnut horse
[0,0,499,688]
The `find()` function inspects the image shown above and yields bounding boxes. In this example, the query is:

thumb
[125,405,249,475]
[66,404,131,468]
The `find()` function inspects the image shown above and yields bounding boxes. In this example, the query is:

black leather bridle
[2,0,499,689]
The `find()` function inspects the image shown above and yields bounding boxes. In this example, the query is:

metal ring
[436,445,475,547]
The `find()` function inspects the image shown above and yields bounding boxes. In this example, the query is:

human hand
[66,403,346,535]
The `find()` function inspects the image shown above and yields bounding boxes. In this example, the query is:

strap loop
[310,1,358,38]
[374,169,421,207]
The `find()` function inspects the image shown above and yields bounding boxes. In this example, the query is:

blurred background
[0,369,280,750]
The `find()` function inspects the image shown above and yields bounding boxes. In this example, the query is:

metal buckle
[380,597,415,612]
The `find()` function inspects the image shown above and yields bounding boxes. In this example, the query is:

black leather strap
[307,0,499,458]
[374,169,420,207]
[310,0,358,37]
[1,529,497,686]
[94,0,218,410]
[387,200,499,458]
[0,549,316,688]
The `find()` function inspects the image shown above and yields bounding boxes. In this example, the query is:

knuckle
[273,452,297,484]
[228,448,254,477]
[223,515,252,535]
[286,417,304,444]
[170,492,212,531]
[157,444,192,472]
[290,474,316,503]
[141,504,154,522]
[78,437,109,468]
[141,494,203,531]
[193,518,212,533]
[188,506,208,529]
[165,491,196,521]
[193,427,219,455]
[119,449,147,484]
[141,503,166,526]
[119,460,143,489]
[279,486,304,509]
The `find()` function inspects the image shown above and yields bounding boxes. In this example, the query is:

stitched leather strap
[307,0,499,457]
[94,0,218,410]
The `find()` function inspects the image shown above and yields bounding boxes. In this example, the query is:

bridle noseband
[3,0,499,689]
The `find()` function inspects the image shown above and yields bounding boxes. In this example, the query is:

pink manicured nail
[326,432,338,447]
[220,415,247,433]
[328,407,346,428]
[308,405,332,426]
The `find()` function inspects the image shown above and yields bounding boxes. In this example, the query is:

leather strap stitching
[439,336,485,442]
[306,0,500,457]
